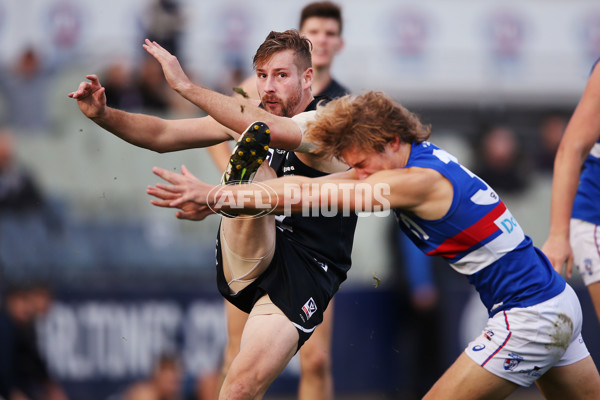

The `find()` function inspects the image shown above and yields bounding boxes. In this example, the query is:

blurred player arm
[143,40,304,151]
[149,165,451,219]
[68,74,238,153]
[542,62,600,277]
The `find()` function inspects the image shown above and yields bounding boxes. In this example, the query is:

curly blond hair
[307,91,431,159]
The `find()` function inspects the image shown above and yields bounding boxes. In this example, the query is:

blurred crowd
[0,283,66,400]
[0,0,578,399]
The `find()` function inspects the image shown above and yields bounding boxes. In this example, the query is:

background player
[542,59,600,323]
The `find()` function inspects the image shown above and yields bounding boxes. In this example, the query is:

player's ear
[303,67,313,90]
[390,137,400,152]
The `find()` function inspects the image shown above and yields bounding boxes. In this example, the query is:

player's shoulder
[290,110,318,132]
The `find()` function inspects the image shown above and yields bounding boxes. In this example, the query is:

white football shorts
[571,218,600,286]
[464,284,589,387]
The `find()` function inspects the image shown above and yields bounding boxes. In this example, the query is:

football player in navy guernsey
[205,3,349,399]
[542,58,600,326]
[70,30,357,399]
[151,91,600,399]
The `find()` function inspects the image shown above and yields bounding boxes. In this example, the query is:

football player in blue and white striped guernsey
[152,91,600,399]
[542,58,600,326]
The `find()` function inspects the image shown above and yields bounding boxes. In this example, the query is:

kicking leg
[298,300,334,400]
[217,121,282,398]
[219,122,277,293]
[219,161,277,294]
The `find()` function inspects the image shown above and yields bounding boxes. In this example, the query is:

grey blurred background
[1,1,599,399]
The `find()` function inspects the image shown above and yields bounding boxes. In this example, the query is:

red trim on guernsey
[427,202,507,258]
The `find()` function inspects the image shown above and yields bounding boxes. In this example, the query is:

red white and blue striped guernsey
[394,142,565,316]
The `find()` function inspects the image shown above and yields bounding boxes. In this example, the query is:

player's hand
[147,174,215,221]
[67,74,107,119]
[147,184,214,220]
[541,235,574,278]
[150,165,217,216]
[142,39,192,93]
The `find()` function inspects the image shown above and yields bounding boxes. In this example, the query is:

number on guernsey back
[432,148,499,206]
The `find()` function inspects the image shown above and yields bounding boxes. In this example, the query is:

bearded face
[256,49,307,117]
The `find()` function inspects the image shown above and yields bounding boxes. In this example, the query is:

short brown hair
[300,1,343,34]
[253,30,312,73]
[307,91,431,159]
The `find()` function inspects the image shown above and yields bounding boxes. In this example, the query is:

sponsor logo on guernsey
[283,165,295,173]
[498,214,519,234]
[302,298,317,320]
[446,205,525,275]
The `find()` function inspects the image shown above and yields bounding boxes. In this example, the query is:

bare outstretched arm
[68,74,237,153]
[541,63,600,278]
[147,169,217,221]
[142,39,304,150]
[147,165,452,220]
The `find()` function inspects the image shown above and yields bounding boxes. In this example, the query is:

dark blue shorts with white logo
[216,226,340,350]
